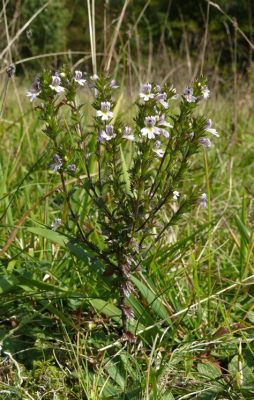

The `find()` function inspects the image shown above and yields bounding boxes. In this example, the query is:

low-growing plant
[26,68,218,339]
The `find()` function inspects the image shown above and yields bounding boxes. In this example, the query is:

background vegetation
[0,1,254,399]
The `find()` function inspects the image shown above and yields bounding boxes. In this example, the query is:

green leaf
[46,303,73,326]
[66,241,104,270]
[197,362,221,379]
[246,311,254,324]
[196,387,222,400]
[127,295,154,327]
[89,299,121,322]
[112,92,124,122]
[67,241,92,261]
[131,275,170,323]
[229,355,254,385]
[100,380,120,397]
[0,275,17,294]
[234,215,251,246]
[17,277,69,293]
[163,393,175,400]
[107,362,125,389]
[28,227,68,246]
[145,223,209,266]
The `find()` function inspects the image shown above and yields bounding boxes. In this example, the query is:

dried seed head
[121,263,131,278]
[6,64,16,78]
[121,305,134,319]
[121,280,135,297]
[123,330,136,343]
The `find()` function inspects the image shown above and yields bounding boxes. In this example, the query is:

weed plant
[28,69,217,338]
[1,1,254,399]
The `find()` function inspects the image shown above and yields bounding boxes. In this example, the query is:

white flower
[173,190,180,201]
[68,164,76,172]
[74,70,86,86]
[98,125,116,142]
[141,116,160,139]
[26,79,41,102]
[90,74,99,81]
[198,193,207,208]
[205,119,219,137]
[157,115,173,138]
[109,79,119,89]
[169,86,179,100]
[155,92,169,109]
[160,129,170,138]
[51,218,62,231]
[201,85,210,99]
[139,83,154,101]
[199,137,212,148]
[153,148,164,158]
[49,75,65,93]
[153,140,164,157]
[158,115,173,128]
[96,101,113,121]
[26,90,40,102]
[183,87,196,103]
[49,154,62,172]
[98,130,111,142]
[123,126,135,141]
[170,85,179,99]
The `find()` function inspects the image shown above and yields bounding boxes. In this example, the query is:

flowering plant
[27,69,218,339]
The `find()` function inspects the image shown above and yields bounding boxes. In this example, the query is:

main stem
[204,150,212,328]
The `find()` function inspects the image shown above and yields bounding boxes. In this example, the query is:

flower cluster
[183,83,210,103]
[26,70,93,102]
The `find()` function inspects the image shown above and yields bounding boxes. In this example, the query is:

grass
[0,75,253,400]
[1,2,254,400]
